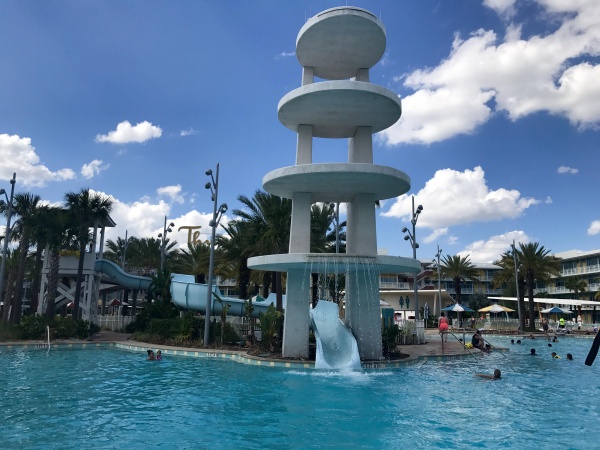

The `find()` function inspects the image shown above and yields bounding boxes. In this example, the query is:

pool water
[2,336,600,449]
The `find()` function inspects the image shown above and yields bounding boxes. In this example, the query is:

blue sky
[1,0,599,264]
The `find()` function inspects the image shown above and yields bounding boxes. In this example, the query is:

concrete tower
[248,7,419,360]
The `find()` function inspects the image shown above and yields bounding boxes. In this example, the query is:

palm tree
[64,189,113,319]
[517,242,560,331]
[309,203,341,306]
[441,254,479,305]
[127,237,178,274]
[104,236,132,267]
[233,190,292,311]
[217,220,253,301]
[565,276,587,299]
[33,207,71,319]
[493,251,526,331]
[8,192,42,324]
[172,241,211,283]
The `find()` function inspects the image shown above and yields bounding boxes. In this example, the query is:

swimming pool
[2,336,600,449]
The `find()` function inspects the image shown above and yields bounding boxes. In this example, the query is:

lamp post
[402,196,423,320]
[0,173,16,312]
[158,217,175,272]
[510,239,522,332]
[434,245,443,317]
[203,163,228,347]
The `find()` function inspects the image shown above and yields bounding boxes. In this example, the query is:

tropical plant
[233,190,292,311]
[565,276,587,299]
[493,251,527,331]
[217,220,254,301]
[104,236,133,267]
[517,242,560,331]
[441,255,479,304]
[8,192,42,324]
[64,189,113,318]
[172,241,210,283]
[149,267,172,304]
[127,237,178,273]
[258,304,283,352]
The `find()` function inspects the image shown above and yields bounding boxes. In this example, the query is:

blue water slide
[170,273,282,318]
[94,259,151,290]
[310,300,361,370]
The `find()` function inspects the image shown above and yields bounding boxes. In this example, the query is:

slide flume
[310,300,361,370]
[170,273,281,317]
[94,259,151,290]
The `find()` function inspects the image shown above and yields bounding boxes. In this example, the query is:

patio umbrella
[479,304,515,313]
[442,303,473,312]
[541,307,572,314]
[441,303,473,328]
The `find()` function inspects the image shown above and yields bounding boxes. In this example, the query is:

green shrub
[382,324,400,357]
[18,314,49,340]
[213,321,240,345]
[148,318,178,339]
[258,305,283,352]
[52,317,78,339]
[126,301,179,333]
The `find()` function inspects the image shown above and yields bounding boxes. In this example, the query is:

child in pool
[156,350,162,361]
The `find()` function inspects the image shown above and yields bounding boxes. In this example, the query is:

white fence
[97,315,134,331]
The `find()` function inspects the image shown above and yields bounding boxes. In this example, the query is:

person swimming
[551,352,560,359]
[530,348,537,356]
[566,353,573,360]
[474,369,501,380]
[147,349,156,361]
[156,350,162,361]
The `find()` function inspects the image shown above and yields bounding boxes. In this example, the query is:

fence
[97,315,134,332]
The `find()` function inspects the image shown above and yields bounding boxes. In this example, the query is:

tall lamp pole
[158,217,175,272]
[434,245,443,317]
[402,196,423,320]
[510,239,522,332]
[0,173,16,311]
[203,163,228,347]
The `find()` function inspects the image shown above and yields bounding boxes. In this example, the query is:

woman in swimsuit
[439,312,449,342]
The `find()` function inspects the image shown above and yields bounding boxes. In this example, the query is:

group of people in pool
[146,349,162,361]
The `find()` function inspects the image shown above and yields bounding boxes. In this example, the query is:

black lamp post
[434,245,443,316]
[203,163,228,347]
[402,196,423,321]
[0,173,16,312]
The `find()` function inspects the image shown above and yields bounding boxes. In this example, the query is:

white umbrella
[380,299,391,307]
[479,304,515,313]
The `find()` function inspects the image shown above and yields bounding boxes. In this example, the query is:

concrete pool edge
[0,338,478,369]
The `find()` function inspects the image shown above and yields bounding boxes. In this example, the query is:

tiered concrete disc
[296,7,386,80]
[278,81,401,138]
[263,163,410,203]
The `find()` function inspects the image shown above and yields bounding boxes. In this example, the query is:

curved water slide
[310,300,361,370]
[170,273,281,318]
[94,259,151,290]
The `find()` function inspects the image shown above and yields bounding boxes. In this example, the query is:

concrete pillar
[348,126,373,163]
[302,66,314,86]
[355,68,370,82]
[296,125,313,165]
[282,269,310,358]
[346,193,377,255]
[289,192,312,253]
[345,267,382,360]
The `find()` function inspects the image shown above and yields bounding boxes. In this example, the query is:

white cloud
[557,165,578,174]
[380,0,600,145]
[95,120,162,144]
[588,220,600,235]
[0,134,76,187]
[179,129,196,137]
[483,0,518,17]
[457,230,530,263]
[382,166,540,228]
[423,227,448,244]
[94,190,228,250]
[81,159,109,179]
[157,185,184,204]
[276,51,295,59]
